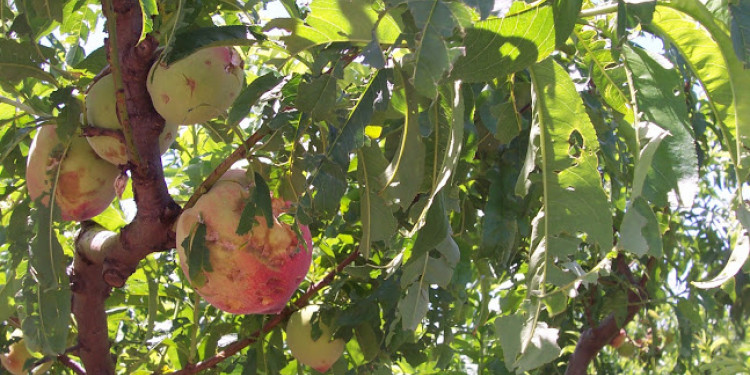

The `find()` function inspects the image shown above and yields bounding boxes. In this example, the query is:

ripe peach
[286,305,345,372]
[85,74,179,165]
[0,339,51,375]
[147,47,243,125]
[26,125,120,221]
[175,170,312,314]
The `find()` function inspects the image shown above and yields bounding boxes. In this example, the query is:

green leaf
[0,275,20,323]
[263,0,402,55]
[619,196,662,257]
[0,39,58,86]
[296,74,338,122]
[496,314,561,372]
[552,0,582,47]
[359,144,398,259]
[227,73,282,126]
[237,172,274,235]
[693,231,750,289]
[662,0,750,184]
[623,43,698,207]
[398,282,429,331]
[408,81,463,236]
[182,222,212,288]
[730,1,750,68]
[519,57,612,354]
[452,4,556,82]
[164,25,264,64]
[139,0,158,42]
[380,69,426,209]
[310,158,348,216]
[74,46,108,74]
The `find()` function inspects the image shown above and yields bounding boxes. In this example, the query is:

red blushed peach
[147,47,243,125]
[175,169,312,314]
[26,125,120,221]
[85,74,179,165]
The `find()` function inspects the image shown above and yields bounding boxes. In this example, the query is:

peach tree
[1,0,749,374]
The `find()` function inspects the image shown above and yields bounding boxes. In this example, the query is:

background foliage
[1,0,750,373]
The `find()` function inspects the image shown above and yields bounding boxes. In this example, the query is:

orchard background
[1,0,750,374]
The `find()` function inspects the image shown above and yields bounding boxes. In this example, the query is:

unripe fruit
[85,74,179,165]
[26,126,120,221]
[175,169,312,314]
[147,47,243,125]
[286,305,345,373]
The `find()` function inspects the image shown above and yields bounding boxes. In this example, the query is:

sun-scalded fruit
[85,74,179,165]
[286,305,345,373]
[0,339,51,375]
[175,169,312,314]
[147,47,243,125]
[26,126,120,221]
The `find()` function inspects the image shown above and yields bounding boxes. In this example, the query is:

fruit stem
[169,249,360,374]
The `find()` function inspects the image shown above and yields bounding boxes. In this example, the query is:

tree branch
[169,249,361,374]
[72,222,115,375]
[564,254,652,375]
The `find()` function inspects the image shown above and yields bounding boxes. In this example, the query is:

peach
[85,74,179,165]
[26,125,120,221]
[175,169,312,314]
[0,339,51,375]
[286,305,345,372]
[147,47,243,125]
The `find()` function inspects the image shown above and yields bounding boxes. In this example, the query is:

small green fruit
[286,305,345,373]
[147,47,243,125]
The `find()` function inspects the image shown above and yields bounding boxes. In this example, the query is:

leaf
[452,4,556,82]
[182,222,212,287]
[662,0,750,184]
[693,232,750,289]
[407,0,467,98]
[296,74,338,122]
[398,282,429,331]
[552,0,582,47]
[164,25,265,64]
[619,196,662,257]
[380,69,426,209]
[495,314,561,372]
[263,0,402,55]
[623,43,698,207]
[359,144,398,259]
[0,39,58,86]
[227,73,283,126]
[408,81,463,236]
[730,1,750,68]
[237,172,274,235]
[519,57,612,353]
[310,158,348,216]
[139,0,158,42]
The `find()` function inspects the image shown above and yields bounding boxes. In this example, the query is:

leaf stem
[579,3,619,18]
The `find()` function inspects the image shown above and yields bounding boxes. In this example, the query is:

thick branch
[99,0,181,288]
[170,249,360,374]
[72,222,115,375]
[564,255,652,375]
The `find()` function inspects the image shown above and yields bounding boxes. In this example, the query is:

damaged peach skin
[175,170,313,314]
[147,47,244,125]
[26,125,120,222]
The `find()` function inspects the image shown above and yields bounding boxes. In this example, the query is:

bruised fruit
[26,126,120,221]
[85,74,179,165]
[175,169,312,314]
[0,339,51,375]
[286,305,345,373]
[147,47,243,125]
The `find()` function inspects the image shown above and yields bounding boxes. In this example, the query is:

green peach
[147,47,244,125]
[286,305,345,372]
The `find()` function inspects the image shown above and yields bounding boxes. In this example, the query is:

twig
[57,355,86,375]
[169,249,361,374]
[183,126,271,210]
[81,125,126,143]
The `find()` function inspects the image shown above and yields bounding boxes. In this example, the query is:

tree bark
[564,255,652,375]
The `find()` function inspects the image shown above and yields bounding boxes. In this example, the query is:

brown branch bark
[170,249,361,375]
[72,222,115,375]
[564,255,653,375]
[81,125,126,143]
[99,0,181,288]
